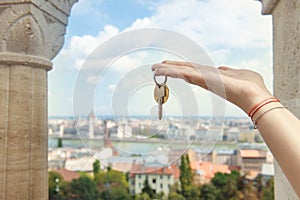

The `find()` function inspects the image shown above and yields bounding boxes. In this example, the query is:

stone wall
[0,1,77,199]
[262,0,300,199]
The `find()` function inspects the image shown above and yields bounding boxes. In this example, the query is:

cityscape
[48,111,274,199]
[2,0,300,199]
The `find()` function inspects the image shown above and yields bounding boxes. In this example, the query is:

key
[154,83,169,120]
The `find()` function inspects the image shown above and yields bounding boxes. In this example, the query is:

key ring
[153,70,167,85]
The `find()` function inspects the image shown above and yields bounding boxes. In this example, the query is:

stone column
[0,1,77,199]
[261,0,300,199]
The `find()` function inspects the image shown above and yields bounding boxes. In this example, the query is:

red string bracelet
[252,106,286,129]
[248,97,280,118]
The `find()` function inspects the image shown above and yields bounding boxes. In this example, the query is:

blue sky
[49,0,272,118]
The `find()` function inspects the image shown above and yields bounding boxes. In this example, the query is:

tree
[185,154,193,183]
[93,159,101,178]
[179,154,193,197]
[48,171,63,199]
[67,176,99,200]
[95,170,130,200]
[135,192,151,200]
[168,191,185,200]
[184,185,201,200]
[222,175,238,199]
[211,172,227,188]
[260,177,274,200]
[200,184,219,200]
[57,137,63,148]
[211,171,239,200]
[107,164,112,172]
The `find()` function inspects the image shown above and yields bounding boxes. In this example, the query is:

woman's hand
[152,60,273,114]
[152,60,300,198]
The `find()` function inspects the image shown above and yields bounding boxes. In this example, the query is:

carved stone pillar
[0,1,77,199]
[261,0,299,199]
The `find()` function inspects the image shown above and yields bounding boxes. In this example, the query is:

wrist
[241,85,273,114]
[247,97,280,117]
[251,101,284,128]
[246,95,282,128]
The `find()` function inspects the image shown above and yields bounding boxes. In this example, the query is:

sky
[48,0,273,118]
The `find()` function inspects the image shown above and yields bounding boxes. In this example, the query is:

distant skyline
[49,0,272,118]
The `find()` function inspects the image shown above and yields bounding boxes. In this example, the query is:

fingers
[162,60,195,67]
[152,63,186,79]
[218,66,232,71]
[152,60,193,72]
[151,61,209,89]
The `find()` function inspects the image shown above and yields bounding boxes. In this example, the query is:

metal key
[153,73,169,120]
[154,83,169,120]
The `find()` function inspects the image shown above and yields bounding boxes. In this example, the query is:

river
[48,137,237,155]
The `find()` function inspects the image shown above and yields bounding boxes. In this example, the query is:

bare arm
[152,60,300,197]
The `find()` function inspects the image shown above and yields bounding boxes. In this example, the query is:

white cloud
[128,0,272,49]
[72,0,105,16]
[52,0,273,116]
[129,17,157,28]
[55,0,272,72]
[53,25,119,71]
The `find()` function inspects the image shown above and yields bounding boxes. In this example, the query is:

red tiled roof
[130,164,180,179]
[55,168,80,182]
[190,161,231,179]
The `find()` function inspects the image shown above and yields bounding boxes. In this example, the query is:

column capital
[260,0,279,15]
[0,0,78,61]
[0,52,52,70]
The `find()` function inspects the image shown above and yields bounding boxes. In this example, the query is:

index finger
[162,60,196,67]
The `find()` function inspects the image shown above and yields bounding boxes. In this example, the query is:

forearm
[152,62,300,196]
[254,102,300,197]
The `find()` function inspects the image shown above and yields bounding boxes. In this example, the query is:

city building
[201,149,238,166]
[116,122,133,138]
[190,161,231,185]
[237,149,267,173]
[88,110,97,139]
[129,163,180,196]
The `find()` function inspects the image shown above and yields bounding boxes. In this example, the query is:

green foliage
[168,191,185,200]
[167,182,184,200]
[95,169,127,186]
[57,137,63,148]
[107,164,112,172]
[78,171,90,178]
[99,184,131,200]
[131,153,142,157]
[211,171,240,200]
[240,181,258,200]
[179,154,193,197]
[200,184,219,200]
[260,177,274,200]
[135,192,151,200]
[95,169,130,200]
[48,171,63,198]
[93,159,101,178]
[169,182,181,194]
[64,176,99,200]
[48,160,269,200]
[185,155,193,182]
[222,176,238,199]
[184,185,201,200]
[211,172,227,188]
